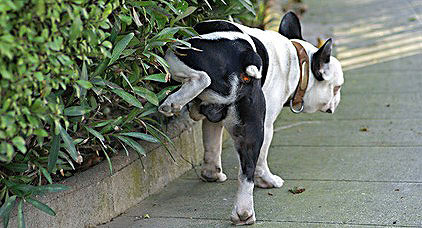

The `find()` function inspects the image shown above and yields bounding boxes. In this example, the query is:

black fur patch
[250,35,269,87]
[279,11,303,40]
[311,38,332,81]
[194,21,243,35]
[232,79,265,181]
[176,38,259,97]
[199,104,228,123]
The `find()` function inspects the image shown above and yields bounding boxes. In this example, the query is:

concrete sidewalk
[101,0,422,227]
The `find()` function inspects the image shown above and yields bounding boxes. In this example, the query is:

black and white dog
[159,12,344,225]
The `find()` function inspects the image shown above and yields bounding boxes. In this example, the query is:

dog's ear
[311,38,332,81]
[279,11,303,40]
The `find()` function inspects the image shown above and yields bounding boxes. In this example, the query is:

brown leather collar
[288,41,310,113]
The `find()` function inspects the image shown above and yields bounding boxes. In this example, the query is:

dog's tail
[242,50,263,79]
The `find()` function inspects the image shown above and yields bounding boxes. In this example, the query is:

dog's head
[279,12,344,114]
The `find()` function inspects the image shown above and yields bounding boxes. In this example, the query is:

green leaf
[109,33,134,66]
[140,106,158,117]
[32,184,71,194]
[143,73,167,83]
[26,198,56,216]
[84,126,105,147]
[48,134,60,172]
[115,135,145,156]
[102,40,112,49]
[132,7,142,27]
[76,80,93,89]
[112,89,143,109]
[70,16,83,41]
[40,167,53,184]
[0,142,14,162]
[238,0,256,15]
[120,72,134,91]
[144,123,175,161]
[1,163,27,172]
[1,195,15,228]
[17,199,25,228]
[91,119,114,128]
[119,132,160,143]
[63,106,90,116]
[91,58,110,77]
[34,129,48,137]
[0,195,16,217]
[102,148,113,175]
[80,61,88,98]
[12,136,26,154]
[157,85,180,101]
[146,123,176,149]
[133,87,159,106]
[59,125,78,162]
[119,15,132,25]
[170,6,197,26]
[150,53,169,68]
[152,27,182,40]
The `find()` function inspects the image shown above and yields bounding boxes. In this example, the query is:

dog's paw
[200,168,227,182]
[230,205,256,225]
[158,103,182,117]
[254,173,284,189]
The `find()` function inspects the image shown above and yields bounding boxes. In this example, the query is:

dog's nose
[326,109,332,113]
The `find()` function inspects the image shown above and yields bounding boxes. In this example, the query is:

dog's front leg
[159,71,211,116]
[254,123,284,188]
[200,118,227,182]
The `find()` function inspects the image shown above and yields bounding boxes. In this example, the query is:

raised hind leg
[159,51,211,116]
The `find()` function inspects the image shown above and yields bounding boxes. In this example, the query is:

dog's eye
[334,86,341,95]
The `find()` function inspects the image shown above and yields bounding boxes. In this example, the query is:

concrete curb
[5,111,204,228]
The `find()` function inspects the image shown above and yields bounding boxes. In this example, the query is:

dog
[158,12,344,225]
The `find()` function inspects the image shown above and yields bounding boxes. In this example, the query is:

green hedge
[0,0,262,226]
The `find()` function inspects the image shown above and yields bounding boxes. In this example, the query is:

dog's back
[164,20,266,122]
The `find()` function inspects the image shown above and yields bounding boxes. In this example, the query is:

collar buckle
[288,41,310,114]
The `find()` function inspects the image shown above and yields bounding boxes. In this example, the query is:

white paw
[200,168,227,182]
[230,204,256,225]
[158,102,182,117]
[254,173,284,189]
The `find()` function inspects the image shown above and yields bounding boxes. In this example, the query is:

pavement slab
[104,179,422,227]
[183,146,422,183]
[101,0,422,227]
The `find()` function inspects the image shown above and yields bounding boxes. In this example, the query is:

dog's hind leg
[226,82,265,225]
[200,119,227,182]
[159,70,210,116]
[159,52,211,116]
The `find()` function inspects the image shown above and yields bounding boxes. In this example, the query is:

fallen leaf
[289,186,305,194]
[359,127,368,132]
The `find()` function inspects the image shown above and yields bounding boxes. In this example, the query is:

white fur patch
[194,31,256,52]
[246,65,261,79]
[198,74,239,105]
[231,177,255,224]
